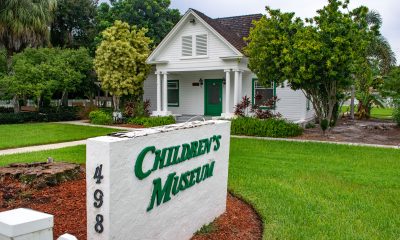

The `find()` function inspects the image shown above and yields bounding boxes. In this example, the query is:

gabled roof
[190,9,262,54]
[147,9,262,63]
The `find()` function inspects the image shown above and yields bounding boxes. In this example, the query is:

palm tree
[0,0,57,70]
[351,10,396,119]
[0,0,56,112]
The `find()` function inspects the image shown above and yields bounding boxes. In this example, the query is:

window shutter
[182,36,193,56]
[196,34,207,56]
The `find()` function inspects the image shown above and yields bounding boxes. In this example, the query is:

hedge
[0,107,80,124]
[88,110,113,125]
[231,117,303,138]
[128,116,176,127]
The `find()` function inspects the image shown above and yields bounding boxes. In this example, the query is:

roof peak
[189,8,262,20]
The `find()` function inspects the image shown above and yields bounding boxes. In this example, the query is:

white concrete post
[233,70,240,107]
[238,71,243,100]
[162,72,168,113]
[224,69,231,114]
[0,208,54,240]
[156,71,161,113]
[57,233,78,240]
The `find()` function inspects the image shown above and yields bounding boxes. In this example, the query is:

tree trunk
[350,85,355,120]
[61,90,69,107]
[6,48,14,73]
[13,95,20,113]
[112,95,120,112]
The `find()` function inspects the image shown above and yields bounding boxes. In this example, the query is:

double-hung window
[167,80,179,107]
[253,80,275,107]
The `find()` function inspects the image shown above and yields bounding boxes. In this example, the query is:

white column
[156,72,161,112]
[233,70,240,107]
[162,72,168,114]
[224,69,231,114]
[238,71,243,99]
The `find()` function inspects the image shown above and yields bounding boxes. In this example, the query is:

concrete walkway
[0,140,87,156]
[57,120,137,131]
[232,135,400,149]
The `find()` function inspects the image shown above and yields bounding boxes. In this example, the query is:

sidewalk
[57,120,137,131]
[232,135,400,149]
[0,140,86,156]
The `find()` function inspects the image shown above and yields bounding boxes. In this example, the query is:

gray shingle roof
[190,9,262,54]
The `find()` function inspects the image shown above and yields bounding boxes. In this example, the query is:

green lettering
[153,148,167,171]
[191,141,199,157]
[164,147,175,167]
[171,176,180,196]
[202,161,216,180]
[171,146,181,165]
[213,135,221,151]
[147,172,176,212]
[135,146,155,180]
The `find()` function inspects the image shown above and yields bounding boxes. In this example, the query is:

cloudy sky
[100,0,399,62]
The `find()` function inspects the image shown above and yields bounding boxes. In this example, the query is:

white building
[144,8,315,123]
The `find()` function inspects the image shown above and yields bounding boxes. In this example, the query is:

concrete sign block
[0,208,53,240]
[86,120,231,240]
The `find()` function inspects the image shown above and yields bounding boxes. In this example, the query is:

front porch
[148,69,249,118]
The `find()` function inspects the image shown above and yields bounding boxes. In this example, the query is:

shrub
[231,117,303,138]
[127,116,175,127]
[77,104,98,120]
[89,110,113,125]
[123,100,151,118]
[0,107,79,124]
[0,107,13,113]
[393,107,400,126]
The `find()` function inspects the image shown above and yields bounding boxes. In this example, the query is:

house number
[93,164,104,234]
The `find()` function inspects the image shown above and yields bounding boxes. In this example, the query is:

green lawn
[341,106,393,120]
[0,145,85,166]
[0,123,120,150]
[0,139,399,239]
[229,138,400,239]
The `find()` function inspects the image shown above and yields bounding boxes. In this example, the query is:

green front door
[205,79,223,116]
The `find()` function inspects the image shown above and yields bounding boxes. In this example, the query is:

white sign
[86,120,231,240]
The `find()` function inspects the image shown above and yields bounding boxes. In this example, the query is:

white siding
[153,13,240,72]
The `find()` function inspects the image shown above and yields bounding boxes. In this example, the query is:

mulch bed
[0,174,262,240]
[293,119,400,146]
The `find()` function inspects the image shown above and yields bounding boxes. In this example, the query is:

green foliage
[0,107,79,124]
[50,0,97,50]
[88,110,113,125]
[320,119,329,133]
[127,116,176,127]
[195,222,218,235]
[393,107,400,126]
[95,0,180,46]
[0,47,93,108]
[245,0,372,128]
[231,117,303,138]
[382,66,400,104]
[94,21,151,111]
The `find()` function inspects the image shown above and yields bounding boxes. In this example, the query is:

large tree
[0,47,92,109]
[0,0,56,112]
[96,0,180,46]
[0,0,56,70]
[245,0,371,131]
[354,10,396,119]
[50,0,98,50]
[94,21,151,115]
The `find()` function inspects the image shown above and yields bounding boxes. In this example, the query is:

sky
[100,0,400,62]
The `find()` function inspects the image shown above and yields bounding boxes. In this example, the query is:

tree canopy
[94,20,152,111]
[245,0,372,128]
[96,0,180,46]
[50,0,98,50]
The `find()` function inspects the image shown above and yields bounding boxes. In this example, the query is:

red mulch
[0,175,262,240]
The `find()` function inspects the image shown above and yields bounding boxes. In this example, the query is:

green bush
[393,107,400,126]
[231,117,303,138]
[127,116,175,127]
[0,107,79,124]
[89,110,113,125]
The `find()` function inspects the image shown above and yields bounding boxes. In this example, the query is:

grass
[0,123,120,150]
[341,106,393,120]
[0,145,85,166]
[0,138,399,239]
[229,138,400,239]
